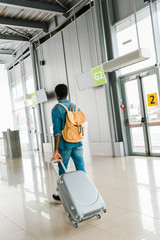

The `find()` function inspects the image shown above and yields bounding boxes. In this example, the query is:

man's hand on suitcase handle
[51,150,63,163]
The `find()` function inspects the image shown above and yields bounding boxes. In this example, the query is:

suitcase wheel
[96,214,101,219]
[72,221,78,228]
[103,208,107,213]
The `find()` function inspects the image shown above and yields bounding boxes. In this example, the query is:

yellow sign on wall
[147,92,159,107]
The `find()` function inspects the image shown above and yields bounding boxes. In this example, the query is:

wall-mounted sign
[147,92,159,107]
[30,89,48,105]
[91,66,106,86]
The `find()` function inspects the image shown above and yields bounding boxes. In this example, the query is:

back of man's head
[55,84,68,100]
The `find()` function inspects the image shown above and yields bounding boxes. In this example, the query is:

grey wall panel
[92,7,102,65]
[77,14,91,72]
[14,64,21,81]
[43,101,52,135]
[75,87,101,141]
[42,33,67,92]
[68,24,81,76]
[94,85,111,142]
[36,32,68,135]
[63,11,103,141]
[42,39,59,91]
[55,32,67,84]
[112,0,146,23]
[63,8,110,142]
[63,27,78,103]
[36,48,45,89]
[23,56,32,77]
[36,8,112,155]
[86,10,99,68]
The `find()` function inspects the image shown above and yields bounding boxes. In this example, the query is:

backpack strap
[75,105,78,112]
[57,103,76,125]
[56,103,69,112]
[57,103,78,112]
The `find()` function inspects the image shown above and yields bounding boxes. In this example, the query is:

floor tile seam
[87,224,126,240]
[106,201,154,210]
[118,210,160,226]
[91,207,160,224]
[17,225,41,239]
[96,184,146,191]
[0,229,22,239]
[0,212,40,239]
[93,223,160,240]
[106,202,156,211]
[134,209,160,221]
[110,206,160,218]
[0,229,40,240]
[86,210,137,227]
[137,229,160,240]
[137,230,160,240]
[0,189,23,197]
[132,197,160,208]
[27,221,93,239]
[31,201,67,217]
[0,187,36,202]
[7,211,55,226]
[104,202,148,212]
[0,225,39,240]
[95,186,140,194]
[0,197,67,217]
[104,203,130,212]
[131,208,160,220]
[39,200,67,215]
[61,225,106,240]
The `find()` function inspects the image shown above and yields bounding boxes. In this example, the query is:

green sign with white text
[30,92,38,105]
[91,66,106,86]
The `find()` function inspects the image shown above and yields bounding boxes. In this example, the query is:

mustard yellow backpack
[57,103,86,143]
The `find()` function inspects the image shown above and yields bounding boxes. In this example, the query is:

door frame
[120,66,160,156]
[28,105,40,151]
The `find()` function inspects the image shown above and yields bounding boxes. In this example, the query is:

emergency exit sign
[91,66,106,86]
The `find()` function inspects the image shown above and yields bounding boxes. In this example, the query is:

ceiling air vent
[102,48,150,73]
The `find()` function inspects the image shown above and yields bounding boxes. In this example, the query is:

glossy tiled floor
[1,153,160,240]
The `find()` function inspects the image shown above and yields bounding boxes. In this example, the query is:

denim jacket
[51,99,82,150]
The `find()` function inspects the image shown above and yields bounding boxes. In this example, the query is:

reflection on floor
[1,152,160,239]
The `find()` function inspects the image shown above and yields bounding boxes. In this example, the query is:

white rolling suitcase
[52,160,106,228]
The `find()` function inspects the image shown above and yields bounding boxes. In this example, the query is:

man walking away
[51,84,86,201]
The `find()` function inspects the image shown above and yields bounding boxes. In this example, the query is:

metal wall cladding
[9,54,33,86]
[23,56,33,77]
[112,0,145,23]
[37,31,68,135]
[36,7,111,143]
[62,8,110,142]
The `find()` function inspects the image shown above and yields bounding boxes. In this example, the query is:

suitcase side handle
[51,159,67,177]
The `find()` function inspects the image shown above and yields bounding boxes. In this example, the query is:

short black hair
[55,84,68,99]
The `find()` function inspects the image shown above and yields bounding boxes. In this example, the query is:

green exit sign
[30,92,38,104]
[91,66,106,86]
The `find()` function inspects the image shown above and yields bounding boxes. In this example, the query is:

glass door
[123,78,147,154]
[122,70,160,156]
[142,74,160,154]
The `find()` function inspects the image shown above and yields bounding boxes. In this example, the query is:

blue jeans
[58,146,86,175]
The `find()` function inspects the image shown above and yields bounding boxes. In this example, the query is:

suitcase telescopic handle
[51,159,67,177]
